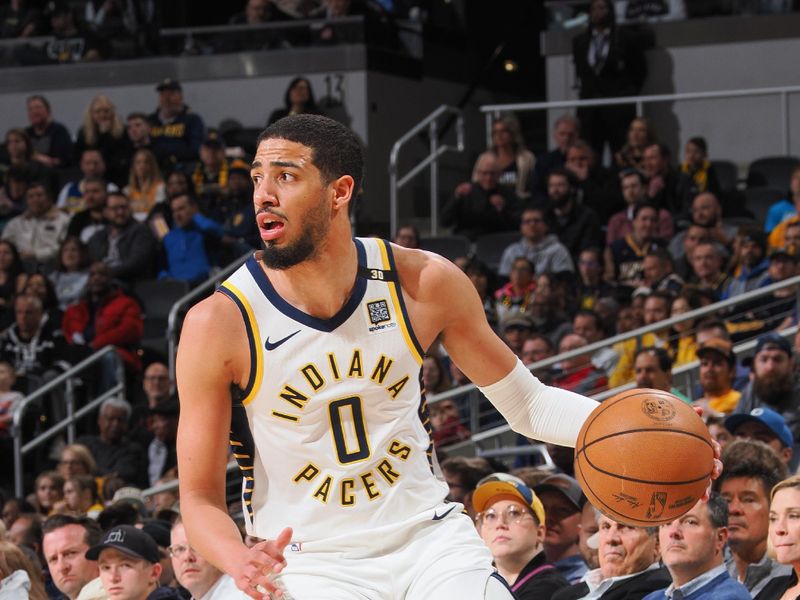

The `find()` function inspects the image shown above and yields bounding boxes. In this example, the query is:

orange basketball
[574,388,714,526]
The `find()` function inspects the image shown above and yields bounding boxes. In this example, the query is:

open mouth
[257,214,285,240]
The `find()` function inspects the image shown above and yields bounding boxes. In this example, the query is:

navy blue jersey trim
[217,286,258,398]
[245,238,367,332]
[381,240,425,358]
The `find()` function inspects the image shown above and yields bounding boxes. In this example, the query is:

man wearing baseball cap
[86,525,181,599]
[725,406,793,466]
[735,332,800,468]
[149,78,205,166]
[474,473,569,599]
[695,338,740,415]
[534,474,589,583]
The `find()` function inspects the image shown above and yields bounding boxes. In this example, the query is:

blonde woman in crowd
[74,94,131,186]
[124,148,166,221]
[761,474,800,599]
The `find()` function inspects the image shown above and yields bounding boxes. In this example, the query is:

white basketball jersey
[217,237,449,542]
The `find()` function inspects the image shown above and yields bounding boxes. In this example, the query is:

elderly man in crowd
[642,496,750,600]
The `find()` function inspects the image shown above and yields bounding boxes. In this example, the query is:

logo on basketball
[641,398,676,421]
[646,491,667,519]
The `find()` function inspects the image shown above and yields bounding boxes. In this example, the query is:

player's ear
[330,174,355,210]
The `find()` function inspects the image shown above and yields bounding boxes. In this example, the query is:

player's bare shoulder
[390,243,469,305]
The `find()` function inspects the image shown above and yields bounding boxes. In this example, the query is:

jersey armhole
[217,283,263,405]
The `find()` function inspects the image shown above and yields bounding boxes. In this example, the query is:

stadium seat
[419,235,472,261]
[474,231,520,273]
[711,160,739,193]
[132,279,190,357]
[743,187,785,227]
[746,156,800,190]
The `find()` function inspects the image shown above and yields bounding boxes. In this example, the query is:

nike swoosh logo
[264,330,301,351]
[432,505,456,521]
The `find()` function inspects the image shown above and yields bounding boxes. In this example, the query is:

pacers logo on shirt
[365,299,397,334]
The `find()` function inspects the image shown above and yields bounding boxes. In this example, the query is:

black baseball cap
[156,78,182,92]
[755,332,792,357]
[535,474,586,511]
[86,525,160,563]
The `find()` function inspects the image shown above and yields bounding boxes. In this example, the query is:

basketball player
[176,115,718,600]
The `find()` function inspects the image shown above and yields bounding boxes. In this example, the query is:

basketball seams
[583,427,714,450]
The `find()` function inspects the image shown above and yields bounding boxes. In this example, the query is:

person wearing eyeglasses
[473,473,570,599]
[170,519,247,599]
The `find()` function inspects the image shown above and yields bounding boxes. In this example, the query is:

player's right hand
[232,527,293,599]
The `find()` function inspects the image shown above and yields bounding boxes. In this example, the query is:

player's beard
[260,193,332,270]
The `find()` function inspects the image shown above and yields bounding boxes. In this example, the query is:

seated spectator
[765,164,800,233]
[147,398,179,487]
[642,248,684,295]
[82,0,140,38]
[604,202,662,290]
[61,474,104,518]
[464,258,498,327]
[474,474,570,598]
[392,224,419,249]
[77,397,148,488]
[564,139,620,222]
[20,270,63,328]
[552,512,669,600]
[24,95,73,168]
[62,261,144,377]
[499,207,574,277]
[642,495,750,600]
[668,192,735,262]
[634,346,691,403]
[267,77,323,126]
[768,216,800,254]
[430,397,470,447]
[706,414,734,452]
[74,95,131,188]
[726,406,793,467]
[49,237,90,311]
[87,191,158,286]
[694,338,741,415]
[578,501,599,571]
[522,333,555,383]
[606,168,673,246]
[483,115,536,200]
[0,3,40,38]
[500,314,533,361]
[0,294,70,394]
[439,456,494,519]
[494,257,535,324]
[546,169,604,258]
[441,153,519,240]
[614,116,654,171]
[0,360,24,433]
[553,333,607,395]
[715,439,790,596]
[529,114,579,203]
[159,194,224,285]
[534,474,589,584]
[41,2,108,64]
[42,514,102,600]
[642,142,693,217]
[760,474,800,599]
[610,291,673,387]
[148,79,205,168]
[573,309,619,376]
[575,247,614,311]
[680,136,720,198]
[1,128,57,196]
[191,133,229,211]
[86,525,181,599]
[667,289,701,366]
[689,240,729,301]
[126,111,171,175]
[673,224,711,281]
[56,443,95,481]
[169,518,243,598]
[0,166,30,231]
[57,148,119,215]
[723,228,769,298]
[29,471,64,517]
[65,177,109,245]
[0,540,48,599]
[124,149,166,222]
[530,271,573,340]
[2,182,70,270]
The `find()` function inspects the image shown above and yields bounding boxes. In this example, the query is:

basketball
[574,388,714,526]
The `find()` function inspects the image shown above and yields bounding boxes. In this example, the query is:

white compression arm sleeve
[478,358,600,447]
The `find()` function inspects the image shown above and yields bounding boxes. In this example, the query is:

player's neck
[265,227,359,319]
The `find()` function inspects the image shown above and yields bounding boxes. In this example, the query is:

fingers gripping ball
[574,388,714,526]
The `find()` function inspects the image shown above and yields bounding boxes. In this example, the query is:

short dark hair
[257,114,364,195]
[619,168,646,185]
[705,492,728,529]
[646,289,674,308]
[126,112,149,122]
[547,168,575,188]
[696,319,731,340]
[26,95,51,112]
[714,439,788,497]
[635,346,672,372]
[527,333,554,353]
[633,201,659,220]
[574,309,604,333]
[645,248,673,268]
[440,456,494,492]
[43,514,103,547]
[688,136,708,155]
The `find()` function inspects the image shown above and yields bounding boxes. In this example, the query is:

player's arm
[416,252,599,447]
[176,294,290,599]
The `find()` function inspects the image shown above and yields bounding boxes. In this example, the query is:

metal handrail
[159,16,364,37]
[388,105,465,237]
[167,252,253,381]
[11,346,125,497]
[480,85,800,156]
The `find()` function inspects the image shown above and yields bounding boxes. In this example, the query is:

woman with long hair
[0,240,23,328]
[484,115,535,199]
[267,77,322,125]
[124,148,166,221]
[74,94,131,186]
[27,471,64,517]
[614,117,655,171]
[1,128,56,193]
[0,540,48,600]
[49,236,90,311]
[56,443,96,480]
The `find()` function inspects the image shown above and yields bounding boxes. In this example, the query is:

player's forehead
[253,137,316,171]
